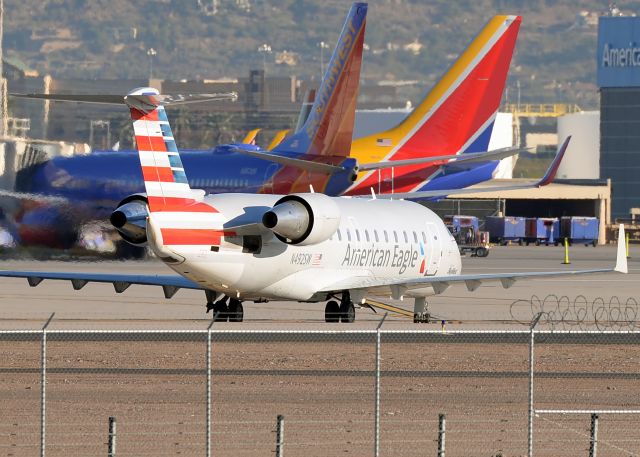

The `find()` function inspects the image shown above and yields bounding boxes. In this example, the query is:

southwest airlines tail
[272,2,367,158]
[350,15,521,194]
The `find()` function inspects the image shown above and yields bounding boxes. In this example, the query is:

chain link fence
[1,324,640,456]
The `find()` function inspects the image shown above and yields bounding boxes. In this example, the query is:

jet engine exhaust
[262,193,340,245]
[110,199,148,246]
[262,199,310,242]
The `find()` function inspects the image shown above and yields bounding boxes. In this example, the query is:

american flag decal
[312,254,323,266]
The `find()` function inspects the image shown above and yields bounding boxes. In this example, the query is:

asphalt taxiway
[0,244,637,329]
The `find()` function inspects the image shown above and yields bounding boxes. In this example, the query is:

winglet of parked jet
[615,224,628,274]
[536,135,571,187]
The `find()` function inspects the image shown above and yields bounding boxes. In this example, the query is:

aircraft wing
[0,270,203,298]
[373,136,570,200]
[358,146,527,172]
[320,225,628,296]
[229,146,347,174]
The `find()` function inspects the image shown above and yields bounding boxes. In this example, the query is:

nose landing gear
[413,297,431,323]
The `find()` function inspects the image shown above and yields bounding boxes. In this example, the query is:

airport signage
[598,17,640,87]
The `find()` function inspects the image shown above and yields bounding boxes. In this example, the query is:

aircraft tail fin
[272,2,367,158]
[124,88,205,214]
[242,129,261,145]
[353,15,521,164]
[267,130,291,150]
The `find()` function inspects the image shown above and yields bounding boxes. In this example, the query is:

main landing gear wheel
[212,299,229,322]
[325,300,340,323]
[228,298,244,322]
[413,312,431,324]
[340,301,355,323]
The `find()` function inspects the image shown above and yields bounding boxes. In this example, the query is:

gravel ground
[2,335,640,457]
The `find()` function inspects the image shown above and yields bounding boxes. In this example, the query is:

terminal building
[598,16,640,220]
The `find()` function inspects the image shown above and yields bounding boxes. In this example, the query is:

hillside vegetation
[6,0,640,108]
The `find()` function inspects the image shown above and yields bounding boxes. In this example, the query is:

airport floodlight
[318,41,330,79]
[258,43,272,73]
[147,48,157,80]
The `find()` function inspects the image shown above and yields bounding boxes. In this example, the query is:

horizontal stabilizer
[11,90,238,107]
[230,146,346,175]
[358,146,528,171]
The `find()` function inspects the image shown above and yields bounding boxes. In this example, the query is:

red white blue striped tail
[124,88,223,247]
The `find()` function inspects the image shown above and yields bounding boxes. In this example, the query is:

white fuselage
[148,194,462,301]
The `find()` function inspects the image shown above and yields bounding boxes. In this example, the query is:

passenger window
[393,231,398,243]
[403,231,408,243]
[384,230,389,243]
[422,232,427,243]
[413,231,418,243]
[355,230,361,242]
[346,229,351,242]
[337,229,342,242]
[365,230,370,242]
[374,230,379,242]
[242,236,262,254]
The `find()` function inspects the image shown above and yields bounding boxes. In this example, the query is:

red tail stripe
[136,135,166,152]
[142,166,175,183]
[147,197,219,213]
[130,108,159,121]
[160,228,235,246]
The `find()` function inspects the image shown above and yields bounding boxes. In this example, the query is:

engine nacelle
[110,194,149,246]
[262,193,340,246]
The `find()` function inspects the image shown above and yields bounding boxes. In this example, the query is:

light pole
[147,47,157,80]
[257,43,272,74]
[318,41,329,79]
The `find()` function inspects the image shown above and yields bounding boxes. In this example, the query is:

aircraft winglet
[536,135,571,187]
[615,224,628,274]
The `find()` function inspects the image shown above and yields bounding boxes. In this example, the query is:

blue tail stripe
[463,121,494,154]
